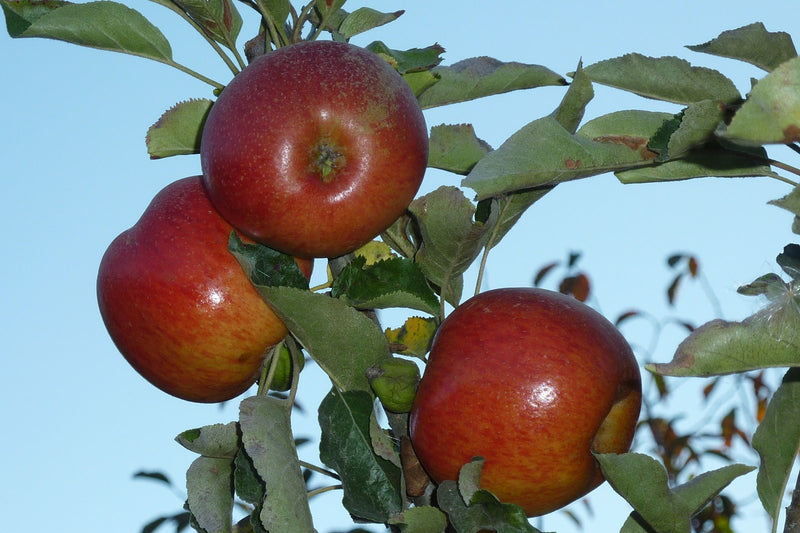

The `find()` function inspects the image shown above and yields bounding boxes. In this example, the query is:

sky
[2,1,799,532]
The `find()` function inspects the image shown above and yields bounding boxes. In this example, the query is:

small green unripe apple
[269,344,305,392]
[368,358,420,413]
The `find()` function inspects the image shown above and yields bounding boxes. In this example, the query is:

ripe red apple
[200,40,429,259]
[409,287,641,516]
[96,176,312,403]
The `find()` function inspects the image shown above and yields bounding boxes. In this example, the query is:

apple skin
[200,40,429,259]
[96,176,312,403]
[409,287,641,516]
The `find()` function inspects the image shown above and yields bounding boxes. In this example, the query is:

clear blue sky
[2,1,798,531]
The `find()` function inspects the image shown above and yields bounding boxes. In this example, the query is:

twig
[784,466,800,533]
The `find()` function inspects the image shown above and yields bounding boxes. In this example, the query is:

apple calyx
[313,141,345,182]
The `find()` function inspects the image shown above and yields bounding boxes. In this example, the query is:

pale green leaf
[687,22,797,72]
[428,123,492,175]
[186,456,234,533]
[146,98,212,159]
[239,396,314,532]
[339,7,402,39]
[388,506,448,533]
[175,422,239,459]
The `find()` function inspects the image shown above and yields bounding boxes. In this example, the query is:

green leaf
[661,100,726,160]
[366,41,445,74]
[723,56,800,145]
[388,506,448,533]
[319,388,403,523]
[1,0,70,37]
[753,368,800,524]
[647,287,800,377]
[552,60,594,133]
[171,0,242,47]
[133,470,172,486]
[338,7,403,40]
[596,452,753,533]
[239,396,314,532]
[258,0,290,28]
[186,456,234,533]
[146,98,212,159]
[14,1,173,62]
[583,53,741,104]
[427,123,492,175]
[175,422,239,459]
[408,186,497,306]
[229,233,310,290]
[331,255,441,315]
[417,57,567,109]
[616,142,775,183]
[233,447,264,506]
[687,22,797,72]
[436,480,542,533]
[463,110,665,200]
[252,286,390,392]
[403,69,441,98]
[770,185,800,218]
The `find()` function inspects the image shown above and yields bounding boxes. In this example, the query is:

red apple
[200,40,428,259]
[96,176,312,403]
[409,287,641,516]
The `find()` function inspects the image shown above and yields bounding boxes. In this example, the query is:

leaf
[252,286,390,392]
[1,0,70,37]
[239,396,314,532]
[133,470,172,486]
[186,456,234,533]
[615,141,776,183]
[146,98,212,159]
[388,506,448,533]
[436,480,542,533]
[331,255,441,315]
[175,422,239,459]
[338,7,402,39]
[687,22,797,72]
[595,452,753,533]
[408,186,497,306]
[647,287,800,376]
[463,110,665,200]
[479,187,553,255]
[753,367,800,524]
[233,447,264,506]
[553,60,594,134]
[427,123,492,175]
[318,388,403,523]
[366,41,445,74]
[660,100,727,160]
[385,316,438,357]
[171,0,242,47]
[229,233,310,290]
[583,53,741,105]
[723,56,800,144]
[417,56,567,109]
[14,1,173,63]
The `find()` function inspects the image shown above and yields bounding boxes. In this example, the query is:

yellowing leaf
[385,316,437,357]
[355,240,396,266]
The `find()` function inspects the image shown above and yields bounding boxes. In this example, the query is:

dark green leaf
[1,0,70,37]
[753,368,800,523]
[408,186,497,306]
[16,1,173,62]
[175,422,239,459]
[663,100,727,159]
[338,7,403,39]
[239,396,314,531]
[133,470,172,486]
[417,57,566,109]
[366,41,444,74]
[724,56,800,144]
[319,388,403,523]
[583,53,741,104]
[778,244,800,278]
[252,286,390,392]
[427,123,492,175]
[186,456,234,533]
[233,447,264,506]
[229,233,310,290]
[146,98,212,159]
[172,0,242,47]
[436,480,541,533]
[331,255,441,315]
[687,22,797,72]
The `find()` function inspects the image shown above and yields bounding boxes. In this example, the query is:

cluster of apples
[96,39,642,519]
[96,40,428,403]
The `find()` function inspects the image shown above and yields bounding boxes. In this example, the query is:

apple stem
[257,341,284,395]
[307,484,343,499]
[784,465,800,533]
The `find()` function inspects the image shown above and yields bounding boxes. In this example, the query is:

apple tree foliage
[5,1,800,531]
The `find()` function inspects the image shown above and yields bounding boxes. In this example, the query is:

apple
[200,40,429,259]
[409,287,641,516]
[96,176,312,403]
